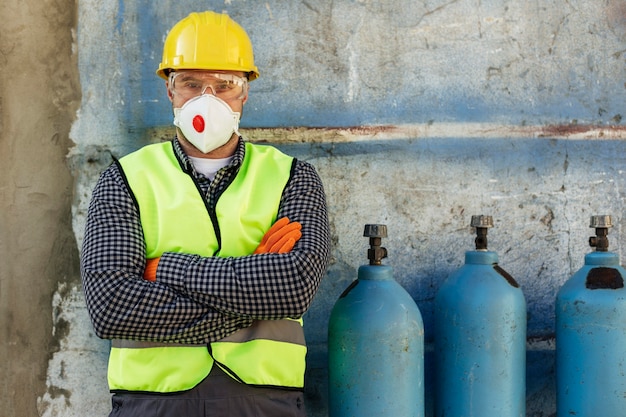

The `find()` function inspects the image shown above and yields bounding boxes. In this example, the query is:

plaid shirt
[81,137,330,344]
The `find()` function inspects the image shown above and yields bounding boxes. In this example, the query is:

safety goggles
[169,71,248,100]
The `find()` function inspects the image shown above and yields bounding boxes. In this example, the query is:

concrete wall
[0,0,81,416]
[2,0,624,416]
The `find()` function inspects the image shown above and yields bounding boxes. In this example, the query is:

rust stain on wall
[537,123,626,138]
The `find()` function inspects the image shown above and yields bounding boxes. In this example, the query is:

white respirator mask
[173,94,241,154]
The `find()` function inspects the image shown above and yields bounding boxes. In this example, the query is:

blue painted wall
[80,0,624,134]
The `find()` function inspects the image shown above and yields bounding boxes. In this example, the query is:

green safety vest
[109,141,306,393]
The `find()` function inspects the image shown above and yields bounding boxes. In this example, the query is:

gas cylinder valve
[363,224,388,265]
[471,215,493,250]
[589,215,612,252]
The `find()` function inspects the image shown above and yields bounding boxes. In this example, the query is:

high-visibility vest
[109,141,306,393]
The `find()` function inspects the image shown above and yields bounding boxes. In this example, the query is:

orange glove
[254,217,302,254]
[143,257,160,282]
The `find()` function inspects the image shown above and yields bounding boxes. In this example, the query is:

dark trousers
[108,366,306,417]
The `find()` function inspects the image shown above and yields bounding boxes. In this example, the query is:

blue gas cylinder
[556,215,626,417]
[434,215,526,417]
[328,224,424,417]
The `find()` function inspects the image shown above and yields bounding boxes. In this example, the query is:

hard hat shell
[156,11,259,81]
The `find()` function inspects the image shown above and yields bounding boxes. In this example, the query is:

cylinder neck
[585,251,619,266]
[358,264,394,280]
[465,250,499,265]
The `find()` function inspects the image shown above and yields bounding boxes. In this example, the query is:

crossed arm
[81,161,330,344]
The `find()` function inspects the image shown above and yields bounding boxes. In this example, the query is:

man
[81,11,330,416]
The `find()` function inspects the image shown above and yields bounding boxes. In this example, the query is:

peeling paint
[37,283,109,417]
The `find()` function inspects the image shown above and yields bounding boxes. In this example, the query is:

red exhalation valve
[192,115,205,133]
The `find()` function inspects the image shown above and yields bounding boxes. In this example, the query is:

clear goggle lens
[169,71,248,100]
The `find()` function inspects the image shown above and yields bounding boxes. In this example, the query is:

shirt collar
[172,136,246,176]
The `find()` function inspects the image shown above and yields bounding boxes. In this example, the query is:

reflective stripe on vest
[210,318,306,388]
[110,319,306,391]
[110,141,304,393]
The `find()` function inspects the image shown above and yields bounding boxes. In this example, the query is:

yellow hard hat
[156,11,259,81]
